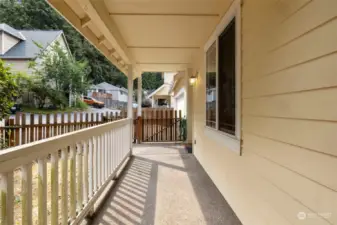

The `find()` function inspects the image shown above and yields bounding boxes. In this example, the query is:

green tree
[0,0,127,87]
[29,41,90,108]
[134,72,164,91]
[0,60,19,119]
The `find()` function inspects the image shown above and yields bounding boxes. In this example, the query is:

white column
[137,75,142,117]
[127,65,133,119]
[127,65,134,152]
[185,68,193,143]
[151,97,155,108]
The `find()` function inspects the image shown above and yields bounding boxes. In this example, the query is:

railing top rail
[0,118,131,173]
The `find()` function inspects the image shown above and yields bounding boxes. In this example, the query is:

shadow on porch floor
[90,144,242,225]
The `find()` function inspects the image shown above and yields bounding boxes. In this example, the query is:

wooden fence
[133,108,184,143]
[0,111,127,149]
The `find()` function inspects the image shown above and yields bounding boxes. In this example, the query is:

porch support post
[127,65,133,119]
[151,97,155,108]
[137,75,142,117]
[185,68,193,144]
[127,65,134,150]
[137,74,142,143]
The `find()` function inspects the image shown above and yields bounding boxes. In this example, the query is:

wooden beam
[109,12,220,17]
[80,15,91,28]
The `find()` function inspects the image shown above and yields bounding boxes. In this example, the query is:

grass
[0,161,69,224]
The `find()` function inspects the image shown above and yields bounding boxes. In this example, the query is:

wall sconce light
[189,72,198,85]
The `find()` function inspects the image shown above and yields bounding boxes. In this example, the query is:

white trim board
[147,83,170,98]
[203,0,242,154]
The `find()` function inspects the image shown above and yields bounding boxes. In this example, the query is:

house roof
[95,82,120,91]
[0,24,64,59]
[148,84,171,99]
[0,24,25,40]
[95,82,128,93]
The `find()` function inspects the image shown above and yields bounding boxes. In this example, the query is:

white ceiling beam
[46,0,127,74]
[128,46,200,49]
[77,0,134,66]
[109,48,116,56]
[137,62,190,65]
[109,12,220,17]
[97,35,105,45]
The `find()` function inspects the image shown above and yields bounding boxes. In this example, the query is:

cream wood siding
[192,0,337,225]
[4,59,32,74]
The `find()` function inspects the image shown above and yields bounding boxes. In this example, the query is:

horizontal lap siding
[193,0,337,224]
[242,0,337,224]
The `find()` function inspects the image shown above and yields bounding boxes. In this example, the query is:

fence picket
[54,114,58,137]
[30,114,34,143]
[22,114,26,145]
[15,113,20,146]
[46,114,50,138]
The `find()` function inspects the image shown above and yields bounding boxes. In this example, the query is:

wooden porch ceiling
[47,0,232,76]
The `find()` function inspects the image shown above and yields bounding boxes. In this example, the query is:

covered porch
[0,0,336,225]
[90,144,240,225]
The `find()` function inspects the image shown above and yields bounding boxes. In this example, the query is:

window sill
[204,126,241,155]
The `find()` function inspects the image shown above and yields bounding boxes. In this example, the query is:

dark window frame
[205,17,238,138]
[218,18,236,135]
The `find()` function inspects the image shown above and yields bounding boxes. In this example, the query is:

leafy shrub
[0,59,19,119]
[75,99,89,110]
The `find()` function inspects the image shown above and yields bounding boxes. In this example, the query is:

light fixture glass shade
[189,76,197,85]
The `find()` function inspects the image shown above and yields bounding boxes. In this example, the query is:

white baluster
[61,148,68,225]
[51,152,59,225]
[104,132,108,182]
[88,137,94,198]
[21,163,32,225]
[0,172,14,225]
[38,158,47,225]
[76,143,83,211]
[97,135,101,187]
[83,140,89,205]
[69,146,76,220]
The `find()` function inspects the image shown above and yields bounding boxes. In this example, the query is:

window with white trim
[205,18,237,136]
[206,42,216,128]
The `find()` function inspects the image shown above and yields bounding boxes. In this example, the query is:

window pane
[218,19,236,135]
[206,42,217,128]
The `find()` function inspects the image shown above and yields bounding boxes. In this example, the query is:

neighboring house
[0,23,71,75]
[0,23,71,106]
[88,82,128,108]
[148,72,175,108]
[169,72,189,118]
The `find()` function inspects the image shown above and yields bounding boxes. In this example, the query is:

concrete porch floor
[90,144,242,225]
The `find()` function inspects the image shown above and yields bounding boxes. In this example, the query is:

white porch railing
[0,118,132,225]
